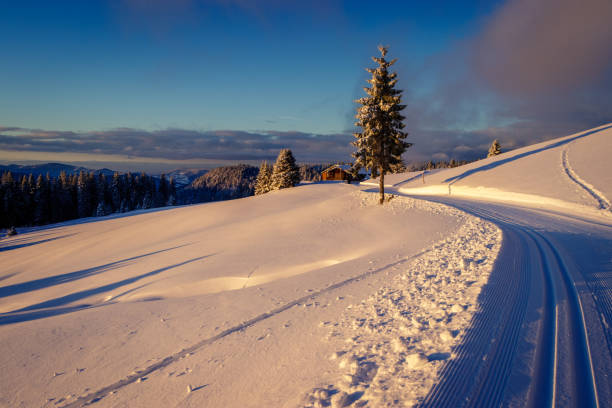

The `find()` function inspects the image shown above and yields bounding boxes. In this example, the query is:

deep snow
[1,123,611,407]
[1,184,476,407]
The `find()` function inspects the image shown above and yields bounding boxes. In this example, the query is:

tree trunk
[379,165,384,205]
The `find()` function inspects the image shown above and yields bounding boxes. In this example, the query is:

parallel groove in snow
[419,200,600,408]
[419,212,531,407]
[465,209,559,408]
[588,267,612,354]
[533,231,599,408]
[469,228,530,408]
[527,232,557,408]
[451,207,558,408]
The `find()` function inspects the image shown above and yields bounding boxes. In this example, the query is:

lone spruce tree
[270,149,300,190]
[353,45,411,204]
[254,161,272,195]
[487,139,502,157]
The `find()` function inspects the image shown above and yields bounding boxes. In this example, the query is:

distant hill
[181,164,258,203]
[0,163,115,178]
[164,168,209,188]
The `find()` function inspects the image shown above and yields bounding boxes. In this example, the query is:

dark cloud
[397,0,612,164]
[472,0,612,96]
[0,127,353,163]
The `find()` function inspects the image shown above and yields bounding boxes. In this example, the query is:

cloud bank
[0,127,353,164]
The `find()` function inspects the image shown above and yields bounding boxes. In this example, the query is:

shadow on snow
[0,253,212,325]
[442,125,612,186]
[0,244,191,299]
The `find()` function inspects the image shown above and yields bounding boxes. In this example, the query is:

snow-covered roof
[322,164,369,175]
[322,164,353,173]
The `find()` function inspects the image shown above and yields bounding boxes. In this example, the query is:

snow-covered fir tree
[167,177,176,206]
[76,171,91,218]
[157,174,169,207]
[95,201,106,217]
[487,139,502,157]
[270,149,300,190]
[254,161,272,195]
[353,45,411,204]
[33,174,49,225]
[111,172,122,211]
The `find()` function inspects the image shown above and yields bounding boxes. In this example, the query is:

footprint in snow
[427,352,451,361]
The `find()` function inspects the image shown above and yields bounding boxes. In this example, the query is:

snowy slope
[366,123,612,406]
[364,123,612,218]
[1,124,610,407]
[0,183,501,407]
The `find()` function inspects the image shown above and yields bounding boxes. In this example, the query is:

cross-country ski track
[383,123,612,407]
[412,197,610,407]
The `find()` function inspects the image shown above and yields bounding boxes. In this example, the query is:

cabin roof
[321,164,368,175]
[322,164,352,173]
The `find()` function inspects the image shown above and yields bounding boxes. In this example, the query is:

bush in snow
[487,140,502,157]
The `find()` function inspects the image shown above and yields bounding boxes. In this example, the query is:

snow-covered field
[1,123,611,407]
[0,182,496,407]
[365,123,612,219]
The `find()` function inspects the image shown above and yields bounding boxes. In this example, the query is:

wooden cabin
[321,164,353,181]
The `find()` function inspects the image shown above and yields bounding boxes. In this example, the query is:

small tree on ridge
[487,139,502,157]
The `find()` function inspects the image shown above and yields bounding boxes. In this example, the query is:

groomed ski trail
[415,197,605,408]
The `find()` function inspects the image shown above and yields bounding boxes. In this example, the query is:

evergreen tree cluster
[254,149,300,194]
[2,150,313,230]
[182,164,259,203]
[407,158,476,172]
[0,170,176,229]
[299,164,326,182]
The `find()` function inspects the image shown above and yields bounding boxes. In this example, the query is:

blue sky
[1,0,611,172]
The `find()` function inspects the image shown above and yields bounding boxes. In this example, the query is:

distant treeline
[180,165,258,203]
[1,163,328,229]
[406,158,475,171]
[0,171,176,229]
[179,163,326,203]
